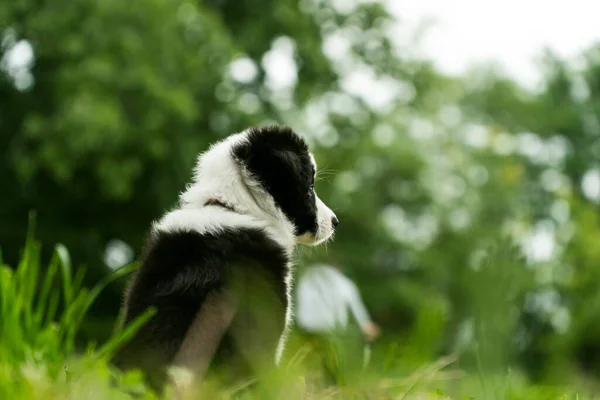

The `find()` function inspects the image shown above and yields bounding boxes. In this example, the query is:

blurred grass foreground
[0,218,587,400]
[4,0,600,398]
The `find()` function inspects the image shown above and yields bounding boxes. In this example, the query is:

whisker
[316,170,339,178]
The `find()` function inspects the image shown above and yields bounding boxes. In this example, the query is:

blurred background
[2,0,600,396]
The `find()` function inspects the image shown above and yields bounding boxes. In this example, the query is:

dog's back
[114,208,290,389]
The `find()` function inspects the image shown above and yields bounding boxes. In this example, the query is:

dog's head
[231,126,338,246]
[183,125,337,246]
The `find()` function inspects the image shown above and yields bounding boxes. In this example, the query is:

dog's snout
[331,215,339,228]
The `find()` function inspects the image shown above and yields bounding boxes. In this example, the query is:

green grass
[0,214,156,399]
[0,215,593,399]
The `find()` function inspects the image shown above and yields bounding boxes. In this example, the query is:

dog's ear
[232,140,300,173]
[273,149,303,176]
[232,125,308,166]
[231,140,252,166]
[234,147,303,182]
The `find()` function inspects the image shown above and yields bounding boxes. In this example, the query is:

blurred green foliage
[2,0,600,397]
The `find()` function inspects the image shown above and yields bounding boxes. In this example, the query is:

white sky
[387,0,600,89]
[7,1,600,90]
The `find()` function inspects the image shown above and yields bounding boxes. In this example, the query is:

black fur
[113,227,289,390]
[232,126,318,236]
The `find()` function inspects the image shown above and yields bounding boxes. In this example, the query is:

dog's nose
[331,216,339,228]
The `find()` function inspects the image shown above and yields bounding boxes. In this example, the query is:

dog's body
[114,126,337,390]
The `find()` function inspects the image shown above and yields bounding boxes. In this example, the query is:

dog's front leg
[167,289,238,398]
[226,271,292,397]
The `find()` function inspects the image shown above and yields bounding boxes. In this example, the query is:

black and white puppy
[114,126,337,391]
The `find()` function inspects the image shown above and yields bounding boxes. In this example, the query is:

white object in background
[296,264,372,333]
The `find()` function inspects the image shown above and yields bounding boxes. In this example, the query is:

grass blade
[96,307,156,360]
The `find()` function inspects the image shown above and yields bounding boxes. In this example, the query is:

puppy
[113,126,338,392]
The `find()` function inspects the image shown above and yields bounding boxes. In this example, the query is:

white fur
[296,194,336,245]
[167,365,194,390]
[154,128,336,366]
[155,208,261,236]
